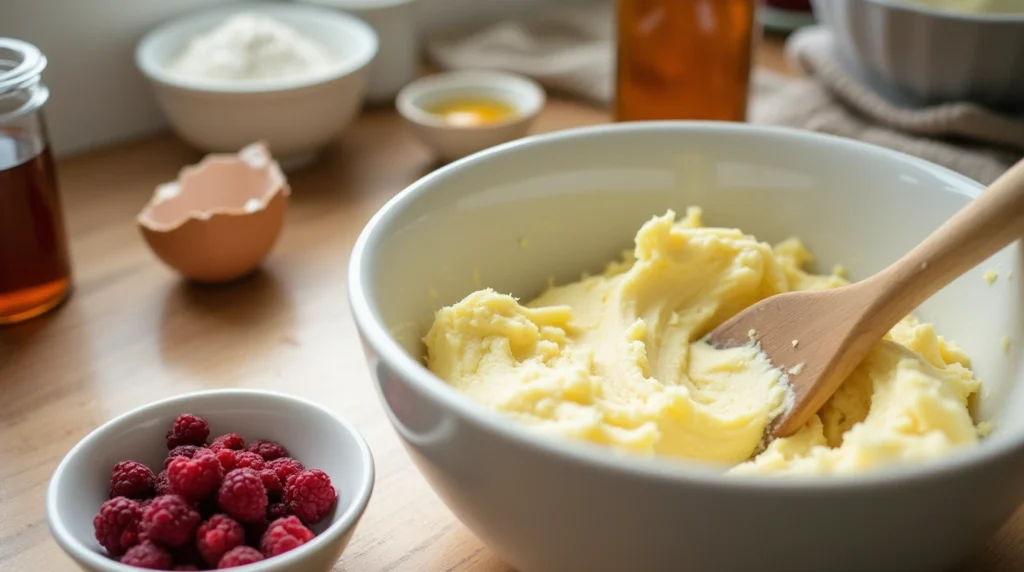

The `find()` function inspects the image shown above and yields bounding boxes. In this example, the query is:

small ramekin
[397,69,546,161]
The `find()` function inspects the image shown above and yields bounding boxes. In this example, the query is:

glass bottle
[615,0,758,122]
[0,38,72,324]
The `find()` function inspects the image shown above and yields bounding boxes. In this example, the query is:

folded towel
[428,4,615,103]
[756,26,1023,184]
[428,8,1023,184]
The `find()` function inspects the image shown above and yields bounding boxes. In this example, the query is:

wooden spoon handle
[863,158,1024,330]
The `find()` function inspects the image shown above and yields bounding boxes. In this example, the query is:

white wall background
[0,0,596,157]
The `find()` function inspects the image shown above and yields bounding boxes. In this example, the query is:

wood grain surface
[1,35,1021,572]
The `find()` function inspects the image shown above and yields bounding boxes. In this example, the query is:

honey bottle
[0,38,72,324]
[615,0,758,122]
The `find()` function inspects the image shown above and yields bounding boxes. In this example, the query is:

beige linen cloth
[427,5,1024,184]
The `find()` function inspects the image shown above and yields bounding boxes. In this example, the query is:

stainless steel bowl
[811,0,1024,111]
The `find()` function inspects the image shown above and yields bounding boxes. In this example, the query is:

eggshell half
[138,141,290,283]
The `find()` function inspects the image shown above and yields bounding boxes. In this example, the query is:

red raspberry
[166,413,210,449]
[154,471,171,496]
[218,546,264,568]
[217,468,267,523]
[260,469,283,497]
[246,439,287,461]
[196,514,245,567]
[233,451,265,471]
[164,445,204,469]
[121,540,173,569]
[110,460,155,499]
[209,433,245,451]
[168,449,223,500]
[260,516,314,558]
[214,448,238,473]
[266,457,304,484]
[242,440,284,462]
[284,469,337,525]
[93,497,141,556]
[141,494,200,547]
[266,502,288,521]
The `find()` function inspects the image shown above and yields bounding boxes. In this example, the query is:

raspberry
[233,451,265,471]
[196,514,245,567]
[120,540,173,569]
[93,497,142,556]
[141,494,200,547]
[260,469,283,497]
[246,439,287,461]
[168,449,223,500]
[214,448,238,473]
[210,433,245,451]
[110,460,155,499]
[218,546,264,568]
[173,567,199,571]
[266,502,288,521]
[217,468,267,523]
[284,469,337,525]
[266,457,304,484]
[154,471,171,496]
[164,445,204,469]
[260,516,314,558]
[166,413,210,449]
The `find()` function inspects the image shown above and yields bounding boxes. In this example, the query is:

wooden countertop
[1,35,1021,572]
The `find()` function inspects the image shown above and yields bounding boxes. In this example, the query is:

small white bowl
[136,1,378,168]
[46,389,374,572]
[396,70,545,162]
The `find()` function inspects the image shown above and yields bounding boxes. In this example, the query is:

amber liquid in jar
[0,129,71,323]
[615,0,757,122]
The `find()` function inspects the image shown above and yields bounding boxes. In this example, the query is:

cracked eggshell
[138,141,290,283]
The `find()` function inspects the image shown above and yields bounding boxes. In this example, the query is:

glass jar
[0,38,72,324]
[615,0,758,122]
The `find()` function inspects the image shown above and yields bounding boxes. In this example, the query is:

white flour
[168,12,335,82]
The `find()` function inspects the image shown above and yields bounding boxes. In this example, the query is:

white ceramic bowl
[46,389,374,571]
[396,70,545,162]
[811,0,1024,111]
[136,1,378,167]
[349,122,1024,572]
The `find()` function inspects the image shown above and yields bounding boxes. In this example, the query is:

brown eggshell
[138,141,290,283]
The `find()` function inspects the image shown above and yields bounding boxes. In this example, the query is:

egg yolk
[424,98,518,127]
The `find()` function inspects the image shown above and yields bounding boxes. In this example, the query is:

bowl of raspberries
[46,389,374,571]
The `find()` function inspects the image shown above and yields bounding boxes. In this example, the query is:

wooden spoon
[707,158,1024,439]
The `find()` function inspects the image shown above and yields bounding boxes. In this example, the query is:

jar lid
[0,38,47,97]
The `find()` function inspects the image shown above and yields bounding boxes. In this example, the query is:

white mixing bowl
[136,1,378,168]
[349,122,1024,572]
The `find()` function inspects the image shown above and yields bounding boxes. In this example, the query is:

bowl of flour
[137,1,378,168]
